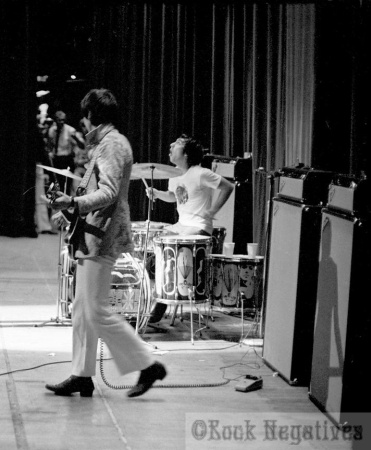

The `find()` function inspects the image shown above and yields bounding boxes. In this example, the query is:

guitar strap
[75,148,99,197]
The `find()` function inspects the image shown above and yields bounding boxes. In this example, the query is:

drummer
[146,134,234,236]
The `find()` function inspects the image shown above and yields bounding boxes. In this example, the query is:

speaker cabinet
[212,181,253,255]
[309,209,371,428]
[203,157,253,255]
[262,198,322,386]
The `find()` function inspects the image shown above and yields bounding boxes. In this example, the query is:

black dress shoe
[45,375,94,397]
[127,361,167,398]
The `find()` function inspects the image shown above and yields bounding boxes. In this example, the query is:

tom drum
[208,254,264,309]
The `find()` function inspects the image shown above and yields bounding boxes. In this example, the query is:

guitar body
[46,184,87,258]
[44,151,97,258]
[62,210,84,257]
[63,185,87,257]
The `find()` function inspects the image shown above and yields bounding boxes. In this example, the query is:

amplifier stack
[262,166,371,428]
[202,154,253,254]
[262,167,333,386]
[309,174,371,428]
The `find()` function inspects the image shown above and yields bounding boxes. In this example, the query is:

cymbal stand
[35,175,72,327]
[135,169,155,335]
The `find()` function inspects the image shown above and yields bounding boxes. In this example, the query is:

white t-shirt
[168,165,222,234]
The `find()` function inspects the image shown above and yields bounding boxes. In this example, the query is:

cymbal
[37,165,82,181]
[132,163,182,179]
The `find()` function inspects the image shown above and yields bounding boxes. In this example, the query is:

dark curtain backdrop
[0,1,40,237]
[86,1,316,253]
[1,1,370,251]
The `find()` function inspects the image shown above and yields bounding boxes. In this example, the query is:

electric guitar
[45,151,97,257]
[45,182,87,257]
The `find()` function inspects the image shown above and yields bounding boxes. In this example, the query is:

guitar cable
[99,338,230,390]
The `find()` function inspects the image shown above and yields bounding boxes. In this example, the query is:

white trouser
[71,255,154,377]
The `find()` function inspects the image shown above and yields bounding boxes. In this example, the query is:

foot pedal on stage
[235,375,263,392]
[148,302,168,323]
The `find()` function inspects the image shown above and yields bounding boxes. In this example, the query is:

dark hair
[180,133,204,167]
[80,88,119,126]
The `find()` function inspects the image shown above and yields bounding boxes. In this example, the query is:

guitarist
[44,88,167,399]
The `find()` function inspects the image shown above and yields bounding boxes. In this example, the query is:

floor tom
[208,254,264,309]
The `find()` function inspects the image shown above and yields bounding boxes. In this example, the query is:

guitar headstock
[45,181,61,202]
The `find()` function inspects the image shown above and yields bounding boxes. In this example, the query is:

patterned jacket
[74,124,134,259]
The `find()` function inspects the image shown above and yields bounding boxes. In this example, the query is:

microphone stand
[256,168,281,338]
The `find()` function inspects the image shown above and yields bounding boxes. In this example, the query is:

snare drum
[131,221,170,253]
[153,235,212,303]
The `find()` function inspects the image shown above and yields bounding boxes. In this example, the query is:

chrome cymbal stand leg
[135,168,159,349]
[135,170,154,335]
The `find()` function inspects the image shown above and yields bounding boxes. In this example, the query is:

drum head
[132,221,171,230]
[233,254,264,261]
[154,234,212,245]
[208,253,226,261]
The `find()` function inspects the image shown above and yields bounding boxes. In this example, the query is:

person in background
[45,88,167,398]
[46,110,83,194]
[34,113,56,234]
[71,119,89,197]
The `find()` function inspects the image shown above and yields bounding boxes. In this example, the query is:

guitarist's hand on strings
[43,191,74,211]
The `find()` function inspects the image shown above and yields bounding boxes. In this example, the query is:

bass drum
[109,253,152,332]
[153,235,212,303]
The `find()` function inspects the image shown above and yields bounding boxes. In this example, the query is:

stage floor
[0,234,356,450]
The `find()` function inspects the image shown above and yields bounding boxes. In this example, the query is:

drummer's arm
[206,177,234,219]
[146,188,176,203]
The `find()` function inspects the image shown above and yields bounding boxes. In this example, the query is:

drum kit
[36,162,264,342]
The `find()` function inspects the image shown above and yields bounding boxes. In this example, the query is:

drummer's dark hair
[180,134,204,167]
[81,88,119,126]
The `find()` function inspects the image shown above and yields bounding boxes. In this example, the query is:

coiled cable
[99,338,230,390]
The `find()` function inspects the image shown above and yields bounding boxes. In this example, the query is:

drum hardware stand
[238,290,248,346]
[35,175,72,327]
[166,289,210,344]
[133,176,152,335]
[169,303,185,326]
[140,172,169,335]
[132,169,168,344]
[188,287,210,344]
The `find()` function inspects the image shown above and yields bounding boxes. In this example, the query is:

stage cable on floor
[99,338,230,390]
